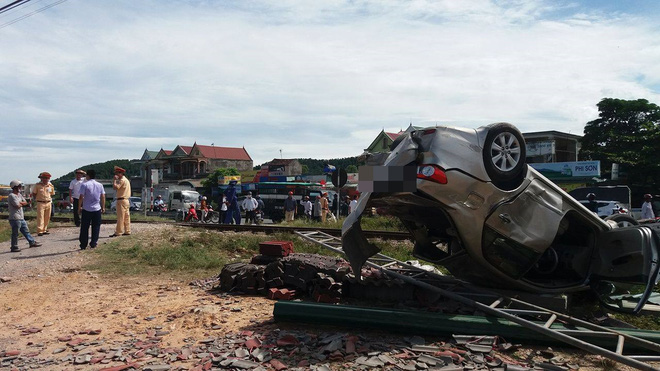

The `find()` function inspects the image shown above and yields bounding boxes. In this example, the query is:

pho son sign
[529,161,600,179]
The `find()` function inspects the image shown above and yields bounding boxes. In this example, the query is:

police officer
[32,172,55,236]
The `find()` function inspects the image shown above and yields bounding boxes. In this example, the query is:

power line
[0,0,48,18]
[0,0,30,15]
[0,0,67,30]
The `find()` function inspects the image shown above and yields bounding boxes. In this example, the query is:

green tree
[201,168,240,190]
[301,164,309,174]
[346,165,358,173]
[580,98,660,186]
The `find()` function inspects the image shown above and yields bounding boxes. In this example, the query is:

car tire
[482,122,526,190]
[605,214,639,228]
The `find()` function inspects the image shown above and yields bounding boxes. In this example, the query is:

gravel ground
[0,222,168,281]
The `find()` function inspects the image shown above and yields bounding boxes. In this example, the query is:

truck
[0,185,11,210]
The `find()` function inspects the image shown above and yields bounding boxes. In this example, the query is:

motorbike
[254,209,264,225]
[154,203,168,212]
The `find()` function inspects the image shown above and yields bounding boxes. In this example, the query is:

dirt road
[0,224,642,370]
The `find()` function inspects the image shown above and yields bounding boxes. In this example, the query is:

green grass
[84,228,345,278]
[0,219,47,243]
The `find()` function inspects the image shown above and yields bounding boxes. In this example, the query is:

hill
[53,159,140,184]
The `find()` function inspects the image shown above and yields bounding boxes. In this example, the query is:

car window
[482,226,541,279]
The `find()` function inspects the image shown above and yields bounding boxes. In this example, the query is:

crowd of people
[6,166,132,253]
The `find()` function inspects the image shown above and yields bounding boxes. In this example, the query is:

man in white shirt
[241,192,258,224]
[300,196,313,220]
[641,194,655,220]
[349,195,359,214]
[69,169,86,227]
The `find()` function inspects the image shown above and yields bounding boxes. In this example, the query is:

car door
[589,225,660,314]
[483,179,565,278]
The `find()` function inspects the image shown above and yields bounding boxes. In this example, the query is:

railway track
[13,215,412,241]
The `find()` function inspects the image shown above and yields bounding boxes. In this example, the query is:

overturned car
[343,123,660,313]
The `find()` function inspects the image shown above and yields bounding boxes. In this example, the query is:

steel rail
[296,230,660,371]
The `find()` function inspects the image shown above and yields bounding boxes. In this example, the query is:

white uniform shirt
[69,178,85,199]
[349,199,358,213]
[641,201,655,220]
[242,197,258,211]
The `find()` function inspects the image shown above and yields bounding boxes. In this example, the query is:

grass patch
[0,219,47,243]
[85,227,350,278]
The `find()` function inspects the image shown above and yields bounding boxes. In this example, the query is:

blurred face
[76,172,83,180]
[41,177,50,184]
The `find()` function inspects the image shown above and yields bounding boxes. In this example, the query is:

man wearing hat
[32,172,55,236]
[69,169,86,227]
[320,192,329,223]
[284,191,297,222]
[8,180,42,252]
[110,166,131,237]
[223,180,241,225]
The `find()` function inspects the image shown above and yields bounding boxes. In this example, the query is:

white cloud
[1,0,659,183]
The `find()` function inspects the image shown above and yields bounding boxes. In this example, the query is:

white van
[170,190,200,211]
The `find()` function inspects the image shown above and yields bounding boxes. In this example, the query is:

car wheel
[482,122,526,189]
[604,214,639,228]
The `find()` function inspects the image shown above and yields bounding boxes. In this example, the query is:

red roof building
[141,143,253,183]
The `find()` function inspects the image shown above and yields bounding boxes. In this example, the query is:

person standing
[641,194,655,220]
[78,169,105,250]
[284,191,297,222]
[110,166,131,237]
[300,195,313,220]
[320,192,329,222]
[223,180,241,225]
[313,195,322,222]
[242,192,258,224]
[32,172,55,236]
[349,194,359,214]
[200,196,209,222]
[8,180,42,252]
[219,194,228,224]
[69,169,86,227]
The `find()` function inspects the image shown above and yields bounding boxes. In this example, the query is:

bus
[252,182,335,223]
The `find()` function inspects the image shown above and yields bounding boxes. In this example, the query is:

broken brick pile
[218,241,412,305]
[0,325,582,370]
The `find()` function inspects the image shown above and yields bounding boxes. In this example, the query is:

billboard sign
[526,141,555,156]
[218,175,242,185]
[529,161,600,179]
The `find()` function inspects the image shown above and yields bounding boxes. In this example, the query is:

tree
[201,168,240,190]
[346,165,358,173]
[580,98,660,186]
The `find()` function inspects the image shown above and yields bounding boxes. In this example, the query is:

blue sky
[1,0,659,185]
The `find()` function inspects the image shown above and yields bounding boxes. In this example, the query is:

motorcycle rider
[153,195,166,211]
[585,193,599,213]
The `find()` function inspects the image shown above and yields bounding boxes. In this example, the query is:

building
[140,143,253,185]
[523,131,582,164]
[364,124,422,153]
[253,159,303,182]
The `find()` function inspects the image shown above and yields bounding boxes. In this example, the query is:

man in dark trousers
[78,169,106,250]
[223,180,241,225]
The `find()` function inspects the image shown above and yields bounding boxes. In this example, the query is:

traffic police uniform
[33,172,55,235]
[111,166,131,236]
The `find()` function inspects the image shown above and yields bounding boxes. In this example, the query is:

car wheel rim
[490,132,521,172]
